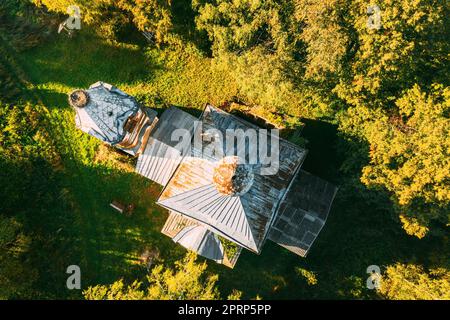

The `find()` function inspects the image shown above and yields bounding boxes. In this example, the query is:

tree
[0,0,50,51]
[117,0,172,43]
[294,0,350,81]
[335,0,449,109]
[194,0,298,56]
[84,252,241,300]
[360,84,449,237]
[332,0,449,238]
[33,0,173,43]
[378,263,450,300]
[0,0,52,103]
[194,0,321,118]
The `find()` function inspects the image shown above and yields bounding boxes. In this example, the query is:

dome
[69,89,89,108]
[213,156,254,196]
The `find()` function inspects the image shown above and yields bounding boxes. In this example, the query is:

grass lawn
[12,29,447,299]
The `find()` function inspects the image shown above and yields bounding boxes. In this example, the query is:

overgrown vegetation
[0,0,448,300]
[218,236,240,261]
[84,252,242,300]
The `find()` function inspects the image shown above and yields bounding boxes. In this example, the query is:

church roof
[268,170,338,257]
[157,105,308,253]
[135,106,197,185]
[70,82,339,266]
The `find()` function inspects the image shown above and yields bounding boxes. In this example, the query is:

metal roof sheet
[157,105,308,253]
[135,107,197,185]
[173,225,224,263]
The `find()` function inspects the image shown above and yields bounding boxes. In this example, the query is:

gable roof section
[157,105,307,253]
[268,170,338,257]
[135,107,197,185]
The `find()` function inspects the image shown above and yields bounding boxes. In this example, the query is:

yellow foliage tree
[84,252,241,300]
[378,264,450,300]
[361,84,449,237]
[34,0,172,43]
[336,0,449,108]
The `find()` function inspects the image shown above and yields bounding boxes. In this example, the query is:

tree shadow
[60,162,183,287]
[25,87,69,107]
[14,150,188,298]
[170,1,212,55]
[16,29,164,108]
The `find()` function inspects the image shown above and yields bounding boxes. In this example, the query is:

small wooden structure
[110,201,135,217]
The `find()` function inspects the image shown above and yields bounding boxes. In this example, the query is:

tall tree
[33,0,173,43]
[84,252,241,300]
[360,84,449,237]
[338,84,449,238]
[378,263,450,300]
[194,0,298,56]
[294,0,350,81]
[335,0,449,109]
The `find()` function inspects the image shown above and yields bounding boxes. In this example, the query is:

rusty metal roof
[157,105,307,253]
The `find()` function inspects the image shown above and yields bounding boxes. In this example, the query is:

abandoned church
[68,81,338,268]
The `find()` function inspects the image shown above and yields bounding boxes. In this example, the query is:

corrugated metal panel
[151,106,197,148]
[161,211,242,268]
[136,138,182,185]
[268,170,338,257]
[173,225,225,263]
[157,105,308,253]
[159,180,257,251]
[135,107,197,185]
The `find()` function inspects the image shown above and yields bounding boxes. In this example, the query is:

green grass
[13,29,448,299]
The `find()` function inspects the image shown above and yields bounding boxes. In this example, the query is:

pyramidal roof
[157,105,307,253]
[173,225,224,263]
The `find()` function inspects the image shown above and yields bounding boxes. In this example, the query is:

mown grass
[15,29,447,299]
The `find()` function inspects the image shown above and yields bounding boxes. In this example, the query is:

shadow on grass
[61,162,187,286]
[16,155,188,298]
[16,30,163,108]
[171,1,212,55]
